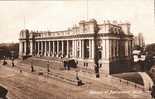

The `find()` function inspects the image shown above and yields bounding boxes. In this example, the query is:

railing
[80,69,146,91]
[109,75,145,91]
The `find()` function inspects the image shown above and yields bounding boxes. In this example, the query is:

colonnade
[19,38,132,61]
[20,39,96,59]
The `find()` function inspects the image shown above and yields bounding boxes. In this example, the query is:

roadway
[0,59,152,99]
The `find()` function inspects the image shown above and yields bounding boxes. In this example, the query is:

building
[19,19,133,74]
[134,33,145,48]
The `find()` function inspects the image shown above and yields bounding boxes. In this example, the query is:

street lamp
[2,56,7,65]
[10,51,15,67]
[94,41,101,78]
[47,60,50,72]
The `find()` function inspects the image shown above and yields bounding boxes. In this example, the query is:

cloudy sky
[0,0,154,44]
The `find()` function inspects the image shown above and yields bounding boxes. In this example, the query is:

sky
[0,0,154,44]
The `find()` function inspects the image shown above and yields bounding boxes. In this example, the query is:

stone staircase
[21,56,64,70]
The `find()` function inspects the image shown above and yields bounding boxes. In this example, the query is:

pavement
[0,59,152,99]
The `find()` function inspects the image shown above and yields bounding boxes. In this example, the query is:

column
[57,41,59,57]
[30,40,33,55]
[72,40,75,58]
[92,39,94,59]
[34,42,36,56]
[48,41,51,56]
[106,40,109,59]
[79,40,82,58]
[111,40,113,57]
[128,41,130,57]
[105,40,107,58]
[113,40,115,57]
[109,40,111,59]
[62,41,64,57]
[44,41,47,56]
[102,39,106,59]
[53,41,55,57]
[130,40,132,56]
[22,42,24,54]
[41,41,43,56]
[37,42,40,55]
[126,40,128,56]
[66,40,69,58]
[74,40,77,58]
[19,41,23,57]
[24,41,27,56]
[89,39,92,59]
[118,40,119,57]
[82,40,84,59]
[113,40,116,57]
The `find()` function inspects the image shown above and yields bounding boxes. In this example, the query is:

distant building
[132,50,146,62]
[134,33,145,48]
[19,19,133,74]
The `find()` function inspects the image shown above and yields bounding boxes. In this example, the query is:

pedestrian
[76,71,79,80]
[12,60,14,67]
[31,60,34,72]
[20,69,22,73]
[64,61,66,70]
[75,70,82,86]
[11,58,15,67]
[67,62,70,70]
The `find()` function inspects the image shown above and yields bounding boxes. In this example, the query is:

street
[0,60,152,99]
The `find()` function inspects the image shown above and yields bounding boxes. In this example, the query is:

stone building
[134,33,145,48]
[19,19,133,74]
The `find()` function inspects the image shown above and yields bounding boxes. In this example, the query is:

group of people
[2,56,14,67]
[63,61,70,70]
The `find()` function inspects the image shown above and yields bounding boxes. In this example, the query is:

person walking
[75,70,82,86]
[11,57,14,67]
[31,60,34,72]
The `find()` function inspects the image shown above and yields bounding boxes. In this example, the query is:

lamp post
[3,56,7,65]
[94,40,100,78]
[10,51,15,67]
[47,60,50,72]
[31,60,34,72]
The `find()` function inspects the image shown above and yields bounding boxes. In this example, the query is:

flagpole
[24,16,26,30]
[86,0,88,21]
[154,0,155,24]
